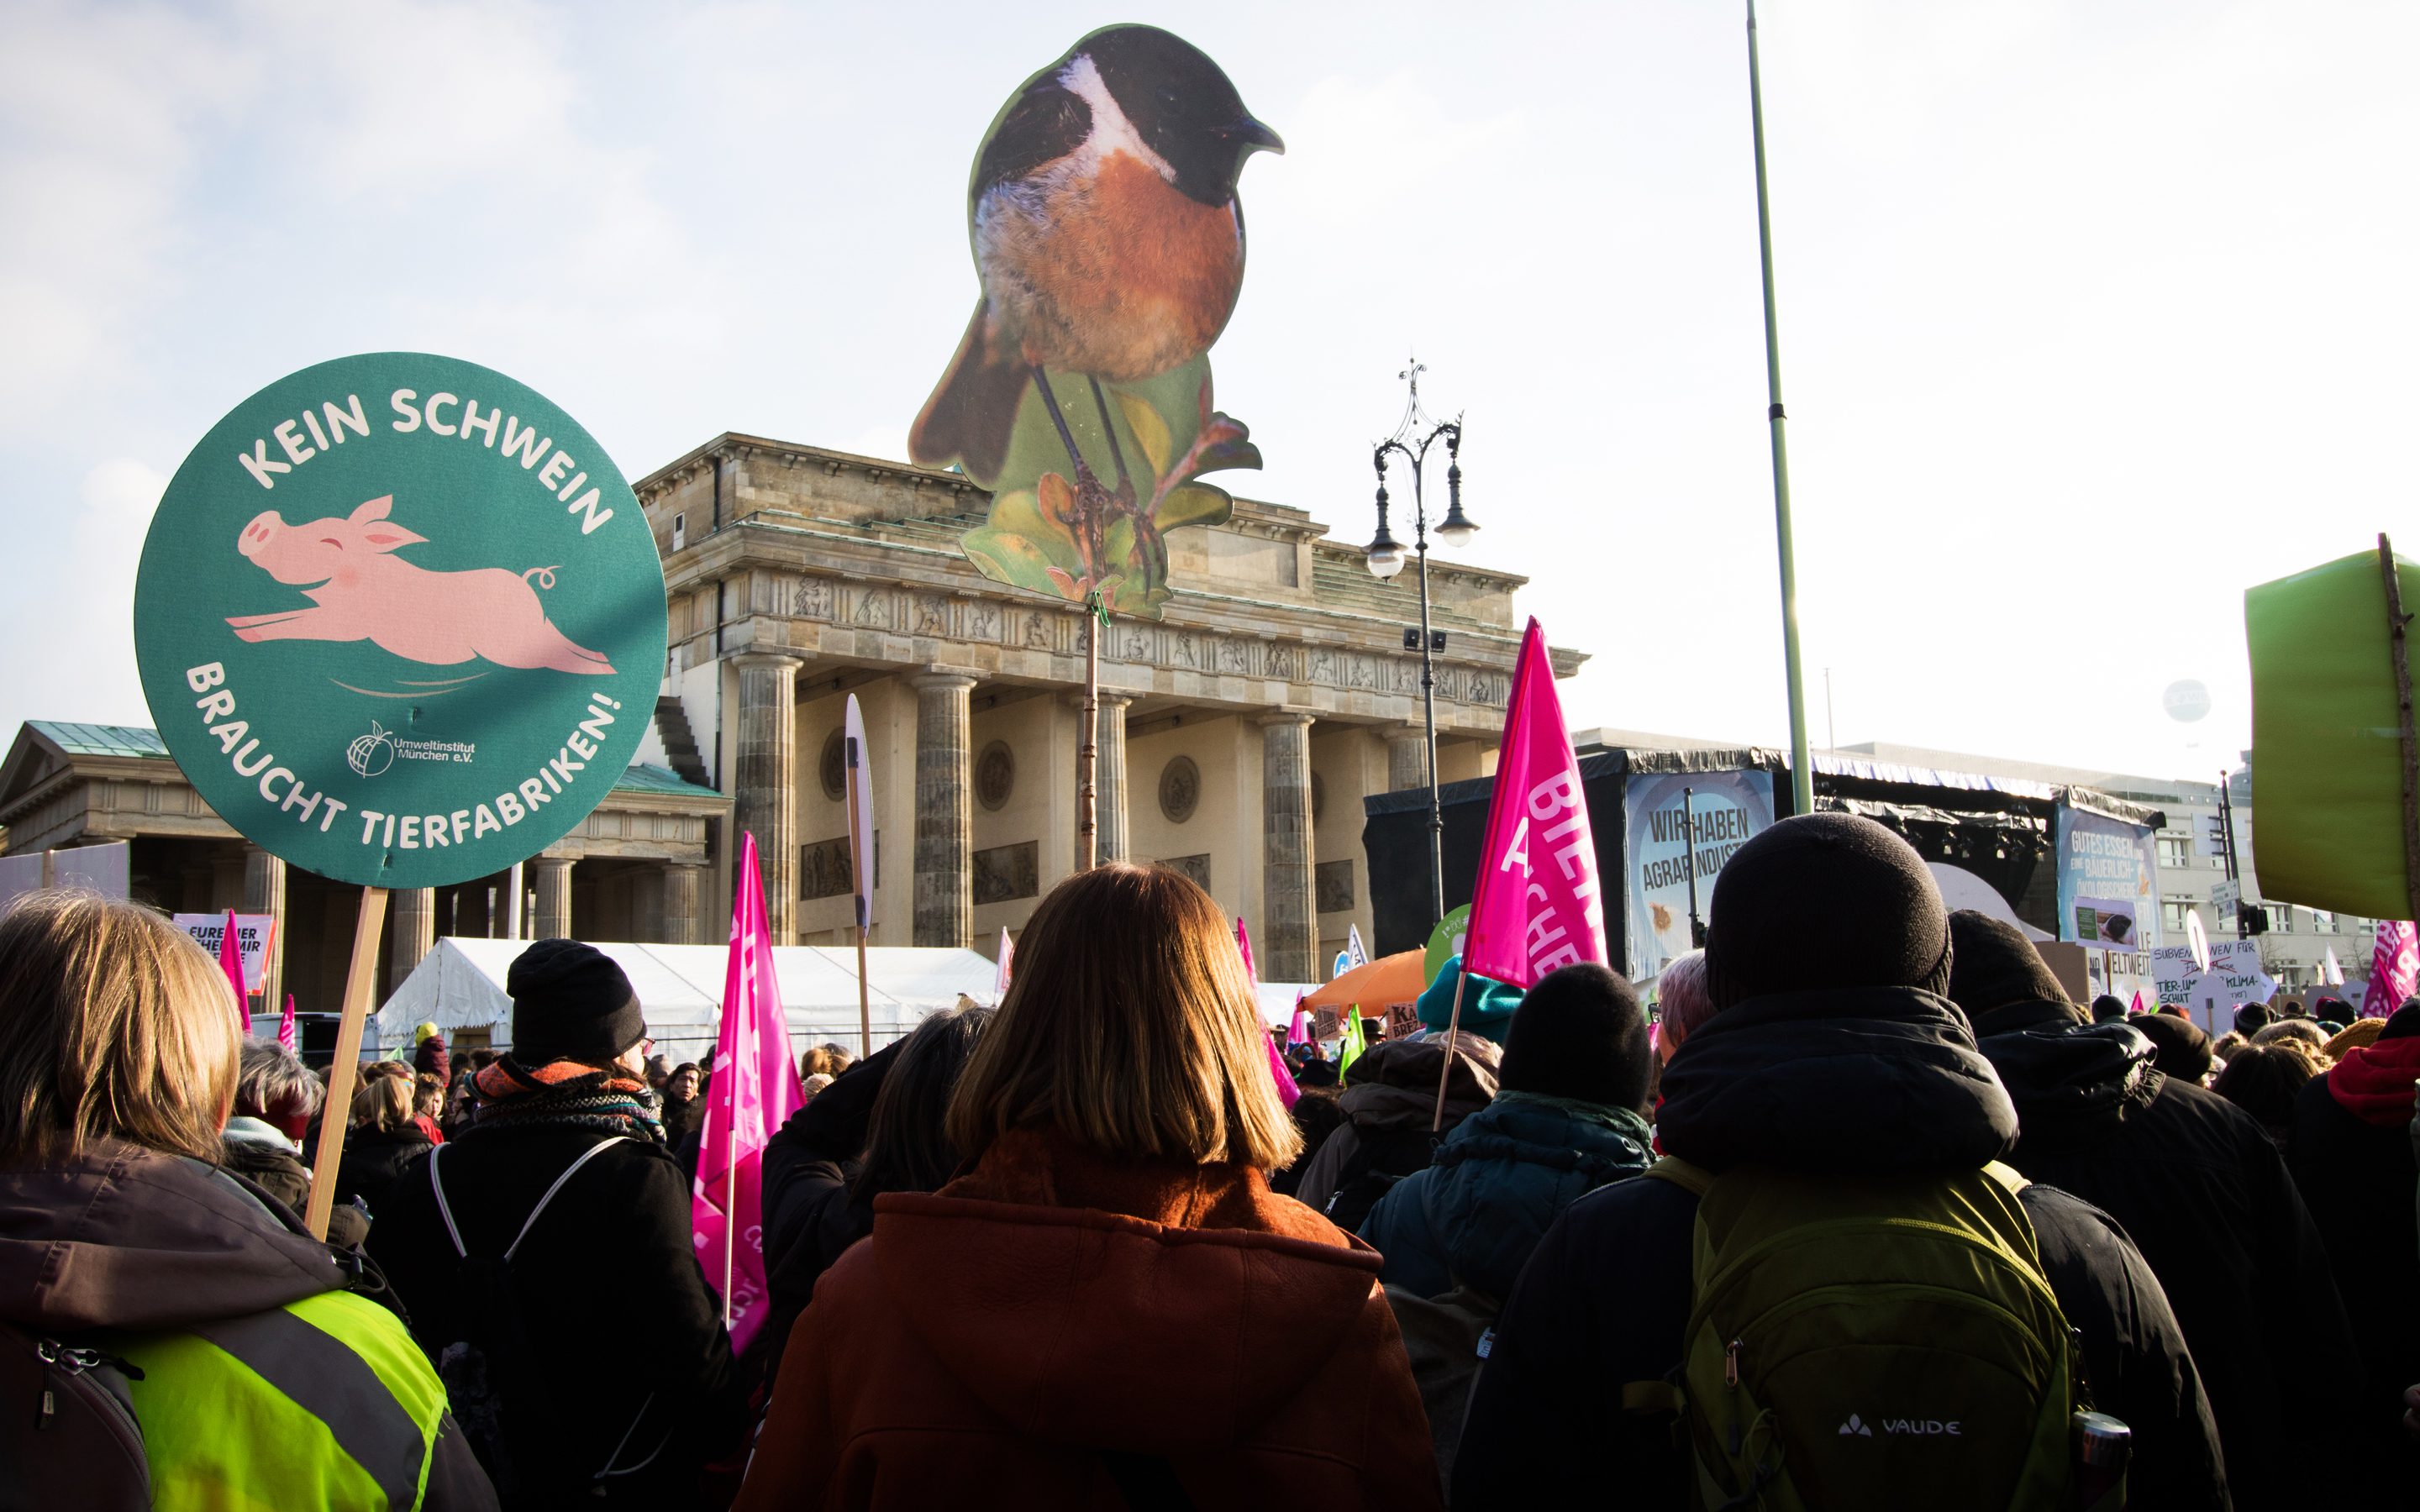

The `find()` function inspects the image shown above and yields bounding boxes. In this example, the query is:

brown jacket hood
[0,1138,343,1332]
[1340,1032,1502,1131]
[872,1131,1386,1455]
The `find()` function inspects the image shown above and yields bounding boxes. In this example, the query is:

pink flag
[1461,619,1607,987]
[1264,1023,1300,1110]
[218,909,250,1037]
[2364,920,2417,1019]
[276,994,297,1054]
[692,832,804,1355]
[994,927,1014,1001]
[2129,989,2146,1016]
[1236,917,1256,981]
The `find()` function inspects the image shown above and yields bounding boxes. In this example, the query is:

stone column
[533,856,575,940]
[1096,693,1132,864]
[241,846,285,1021]
[913,670,977,948]
[733,653,802,942]
[1260,711,1318,983]
[390,888,436,1000]
[1387,726,1429,794]
[664,862,704,946]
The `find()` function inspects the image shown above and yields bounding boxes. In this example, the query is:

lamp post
[1366,360,1477,927]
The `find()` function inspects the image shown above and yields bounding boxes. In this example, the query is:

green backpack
[1633,1158,2086,1512]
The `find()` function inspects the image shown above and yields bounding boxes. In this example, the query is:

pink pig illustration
[224,496,615,675]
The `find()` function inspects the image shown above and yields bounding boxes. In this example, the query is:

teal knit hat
[1416,954,1524,1042]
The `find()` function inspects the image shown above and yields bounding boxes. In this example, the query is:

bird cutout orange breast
[980,152,1245,383]
[913,24,1278,622]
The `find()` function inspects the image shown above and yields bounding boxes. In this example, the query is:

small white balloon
[2163,680,2212,722]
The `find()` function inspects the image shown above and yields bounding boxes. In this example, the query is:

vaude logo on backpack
[1838,1412,1961,1438]
[1634,1157,2081,1512]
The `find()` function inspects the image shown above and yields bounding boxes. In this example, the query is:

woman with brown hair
[737,864,1442,1510]
[0,892,492,1507]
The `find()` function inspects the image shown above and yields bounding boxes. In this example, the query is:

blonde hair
[350,1072,414,1133]
[0,891,239,1166]
[948,864,1301,1171]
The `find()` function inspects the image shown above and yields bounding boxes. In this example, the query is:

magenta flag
[2364,921,2417,1019]
[994,926,1014,1001]
[692,832,804,1354]
[1236,917,1256,981]
[1263,1022,1300,1110]
[276,994,297,1053]
[2129,990,2147,1016]
[218,909,250,1037]
[1461,618,1607,987]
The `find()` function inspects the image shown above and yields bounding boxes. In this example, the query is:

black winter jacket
[2289,1063,2420,1505]
[1975,999,2363,1509]
[759,1042,901,1383]
[368,1124,746,1509]
[334,1121,434,1221]
[1455,986,2228,1512]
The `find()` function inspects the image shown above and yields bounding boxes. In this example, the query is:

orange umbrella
[1299,950,1426,1012]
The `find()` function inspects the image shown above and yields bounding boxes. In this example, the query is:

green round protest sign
[134,352,668,890]
[1424,905,1471,987]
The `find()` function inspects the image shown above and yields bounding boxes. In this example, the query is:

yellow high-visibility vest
[118,1289,450,1511]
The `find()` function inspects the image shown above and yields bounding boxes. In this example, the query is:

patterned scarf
[466,1057,666,1144]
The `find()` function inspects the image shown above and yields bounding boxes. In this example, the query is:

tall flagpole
[1747,0,1814,816]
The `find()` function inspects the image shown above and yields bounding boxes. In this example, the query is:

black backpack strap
[1100,1450,1194,1510]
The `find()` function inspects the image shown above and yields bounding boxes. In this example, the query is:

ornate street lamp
[1366,360,1474,927]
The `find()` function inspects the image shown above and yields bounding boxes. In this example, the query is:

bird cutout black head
[1079,24,1283,206]
[915,24,1275,621]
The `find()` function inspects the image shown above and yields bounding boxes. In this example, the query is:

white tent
[376,937,1000,1063]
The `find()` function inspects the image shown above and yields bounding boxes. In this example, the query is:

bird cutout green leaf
[907,24,1279,622]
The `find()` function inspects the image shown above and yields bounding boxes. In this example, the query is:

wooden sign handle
[306,885,390,1242]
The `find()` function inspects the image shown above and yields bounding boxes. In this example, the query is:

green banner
[134,352,668,890]
[2245,546,2420,918]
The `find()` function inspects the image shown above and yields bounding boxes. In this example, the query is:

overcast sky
[5,0,2410,782]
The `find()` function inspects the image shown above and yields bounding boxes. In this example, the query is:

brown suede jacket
[735,1128,1444,1510]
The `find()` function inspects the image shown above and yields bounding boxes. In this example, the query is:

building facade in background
[636,437,1576,983]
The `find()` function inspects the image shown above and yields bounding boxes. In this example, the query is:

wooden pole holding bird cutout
[844,694,876,1057]
[1081,593,1101,869]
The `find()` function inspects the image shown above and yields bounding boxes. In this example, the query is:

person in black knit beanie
[1497,963,1653,1110]
[1701,810,1954,1011]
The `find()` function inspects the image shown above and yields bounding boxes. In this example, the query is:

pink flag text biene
[1460,618,1607,987]
[692,832,804,1355]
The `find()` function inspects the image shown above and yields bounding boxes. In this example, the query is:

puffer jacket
[1358,1090,1653,1303]
[1290,1033,1502,1227]
[1976,998,2363,1509]
[1456,986,2228,1512]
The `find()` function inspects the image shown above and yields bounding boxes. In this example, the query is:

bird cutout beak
[1221,117,1285,156]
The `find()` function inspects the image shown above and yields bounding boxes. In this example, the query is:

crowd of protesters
[4,818,2419,1508]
